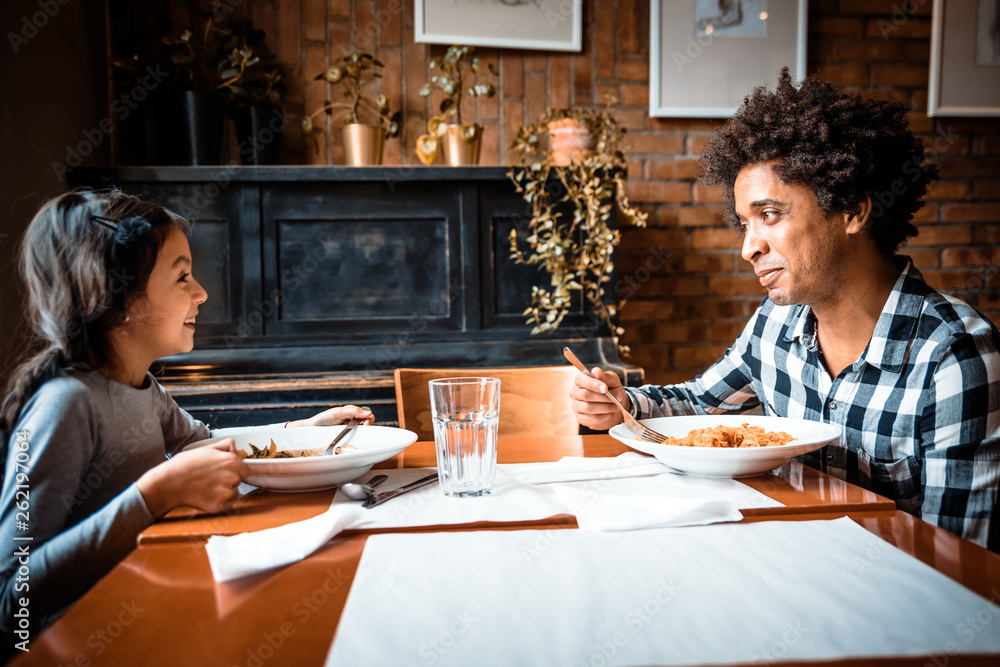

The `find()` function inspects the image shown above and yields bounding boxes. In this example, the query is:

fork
[320,415,366,456]
[563,347,670,444]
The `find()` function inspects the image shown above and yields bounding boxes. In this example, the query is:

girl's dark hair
[700,68,939,255]
[1,190,190,433]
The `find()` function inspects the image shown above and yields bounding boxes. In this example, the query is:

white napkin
[552,485,743,530]
[205,457,774,582]
[504,452,669,484]
[205,505,369,583]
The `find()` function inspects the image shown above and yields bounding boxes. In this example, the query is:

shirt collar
[782,256,928,373]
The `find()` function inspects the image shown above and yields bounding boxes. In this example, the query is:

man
[571,70,1000,548]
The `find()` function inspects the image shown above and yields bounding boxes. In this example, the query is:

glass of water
[428,377,500,497]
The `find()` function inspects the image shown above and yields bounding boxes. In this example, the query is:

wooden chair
[394,366,581,441]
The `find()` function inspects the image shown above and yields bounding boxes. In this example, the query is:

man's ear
[844,197,872,235]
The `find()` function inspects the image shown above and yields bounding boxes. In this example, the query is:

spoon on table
[341,473,439,507]
[339,474,388,501]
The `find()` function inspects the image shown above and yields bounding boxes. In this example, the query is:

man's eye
[762,210,777,220]
[179,273,191,283]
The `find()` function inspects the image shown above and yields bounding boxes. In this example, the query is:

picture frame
[414,0,583,52]
[649,0,808,118]
[928,0,1000,117]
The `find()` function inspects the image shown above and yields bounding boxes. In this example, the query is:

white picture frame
[649,0,808,118]
[414,0,583,52]
[928,0,1000,117]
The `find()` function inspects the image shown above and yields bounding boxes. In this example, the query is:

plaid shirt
[626,259,1000,547]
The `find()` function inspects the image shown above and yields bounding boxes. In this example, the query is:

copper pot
[341,123,384,166]
[440,124,482,166]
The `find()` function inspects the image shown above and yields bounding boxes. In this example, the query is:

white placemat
[326,517,1000,666]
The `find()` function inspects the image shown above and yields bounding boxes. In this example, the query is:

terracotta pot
[440,124,482,166]
[547,118,593,166]
[341,123,385,166]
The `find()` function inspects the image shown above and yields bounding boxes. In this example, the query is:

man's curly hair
[700,68,938,255]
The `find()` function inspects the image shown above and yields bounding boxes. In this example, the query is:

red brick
[595,0,616,79]
[619,229,687,251]
[550,56,571,110]
[648,159,699,180]
[866,16,931,40]
[596,84,621,105]
[858,88,911,105]
[941,203,1000,222]
[276,0,301,64]
[616,108,648,131]
[871,65,928,88]
[526,54,547,73]
[902,42,930,63]
[814,64,869,88]
[910,90,928,111]
[708,276,766,296]
[837,0,912,13]
[629,134,685,156]
[906,225,973,246]
[925,181,971,201]
[808,39,836,63]
[304,0,327,42]
[713,319,750,342]
[503,98,523,164]
[619,58,648,81]
[646,276,706,297]
[923,270,991,292]
[682,252,735,273]
[832,40,902,62]
[671,345,729,368]
[939,159,1000,179]
[619,0,640,55]
[687,135,712,155]
[674,299,750,319]
[976,181,1000,199]
[906,248,941,268]
[525,73,547,125]
[476,50,500,122]
[921,135,969,157]
[813,17,865,37]
[942,248,1000,267]
[328,0,351,17]
[976,225,1000,244]
[626,182,692,204]
[645,322,710,344]
[572,51,592,105]
[619,300,675,322]
[380,0,403,46]
[649,118,720,132]
[974,137,1000,156]
[911,203,939,223]
[658,208,724,228]
[502,53,524,98]
[693,184,724,204]
[620,84,648,106]
[691,228,742,250]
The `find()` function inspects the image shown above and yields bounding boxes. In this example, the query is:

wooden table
[13,510,1000,667]
[138,435,894,544]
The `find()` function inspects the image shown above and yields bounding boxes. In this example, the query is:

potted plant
[161,4,235,165]
[507,103,648,356]
[303,52,402,166]
[415,45,497,166]
[218,26,285,166]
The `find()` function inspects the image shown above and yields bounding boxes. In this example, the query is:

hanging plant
[507,102,648,357]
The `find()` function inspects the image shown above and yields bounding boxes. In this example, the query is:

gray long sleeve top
[0,366,274,642]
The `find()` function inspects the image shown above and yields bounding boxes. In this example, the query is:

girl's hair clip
[91,215,153,249]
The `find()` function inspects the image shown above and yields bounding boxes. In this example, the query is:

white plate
[609,415,842,478]
[183,425,418,492]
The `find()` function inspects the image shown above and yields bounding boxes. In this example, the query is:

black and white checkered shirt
[625,258,1000,547]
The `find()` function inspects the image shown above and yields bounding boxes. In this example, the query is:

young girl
[0,190,372,645]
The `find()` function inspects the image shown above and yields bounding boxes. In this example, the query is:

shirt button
[827,401,838,411]
[826,452,834,461]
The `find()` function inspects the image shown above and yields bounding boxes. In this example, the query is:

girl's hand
[287,405,375,428]
[137,439,249,517]
[569,367,631,430]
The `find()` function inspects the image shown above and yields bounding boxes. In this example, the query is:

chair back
[394,366,580,441]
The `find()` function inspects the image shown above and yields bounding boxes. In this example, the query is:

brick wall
[177,0,999,385]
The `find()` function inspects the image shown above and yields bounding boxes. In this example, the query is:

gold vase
[440,124,482,166]
[341,123,384,166]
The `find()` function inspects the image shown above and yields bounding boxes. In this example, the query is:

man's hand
[287,405,375,428]
[137,439,249,517]
[569,367,632,430]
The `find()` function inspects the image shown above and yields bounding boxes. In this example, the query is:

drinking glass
[428,377,500,497]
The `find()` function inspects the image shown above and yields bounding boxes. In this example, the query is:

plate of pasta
[609,415,842,478]
[183,425,418,492]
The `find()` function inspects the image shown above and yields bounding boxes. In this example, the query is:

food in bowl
[640,423,794,448]
[240,439,359,459]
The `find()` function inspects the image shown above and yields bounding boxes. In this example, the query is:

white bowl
[609,415,842,478]
[183,425,418,492]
